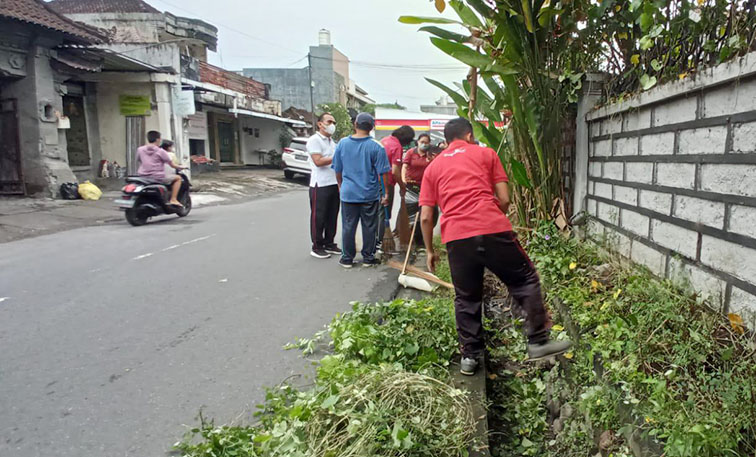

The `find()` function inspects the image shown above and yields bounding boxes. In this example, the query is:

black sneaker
[362,258,380,267]
[310,248,331,259]
[324,244,341,255]
[339,258,355,269]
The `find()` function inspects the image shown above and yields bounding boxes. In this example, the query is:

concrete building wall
[61,13,164,43]
[580,51,756,326]
[242,68,311,111]
[238,117,284,165]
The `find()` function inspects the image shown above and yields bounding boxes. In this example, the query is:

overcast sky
[143,0,468,110]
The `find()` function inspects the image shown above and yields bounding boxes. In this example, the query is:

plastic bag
[78,181,102,201]
[60,182,80,200]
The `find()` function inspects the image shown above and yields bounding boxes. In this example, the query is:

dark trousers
[309,184,340,250]
[341,200,380,262]
[447,232,549,358]
[377,185,395,245]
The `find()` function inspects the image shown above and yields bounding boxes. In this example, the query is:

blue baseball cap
[355,112,375,130]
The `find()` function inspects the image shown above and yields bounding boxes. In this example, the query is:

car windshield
[288,140,307,152]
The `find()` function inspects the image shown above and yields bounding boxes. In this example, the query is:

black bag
[60,182,80,200]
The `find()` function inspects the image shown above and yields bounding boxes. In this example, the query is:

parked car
[281,137,311,179]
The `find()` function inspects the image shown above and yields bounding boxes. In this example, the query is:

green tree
[363,102,407,116]
[317,102,352,140]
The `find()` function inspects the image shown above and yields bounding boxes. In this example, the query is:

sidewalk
[0,168,305,243]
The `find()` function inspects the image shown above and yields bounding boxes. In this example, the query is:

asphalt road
[0,189,398,457]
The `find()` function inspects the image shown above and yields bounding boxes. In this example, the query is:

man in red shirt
[419,118,571,375]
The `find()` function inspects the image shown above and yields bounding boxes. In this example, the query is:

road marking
[133,235,215,261]
[0,297,9,303]
[133,253,154,261]
[162,245,181,252]
[181,234,216,245]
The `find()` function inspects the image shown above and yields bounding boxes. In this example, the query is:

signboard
[430,119,449,131]
[119,95,151,116]
[173,88,196,117]
[187,112,208,139]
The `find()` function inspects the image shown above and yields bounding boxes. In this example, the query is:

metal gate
[0,99,24,195]
[125,116,145,176]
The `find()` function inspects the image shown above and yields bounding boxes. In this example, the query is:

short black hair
[428,145,443,156]
[444,118,473,143]
[355,120,373,132]
[147,130,161,143]
[317,112,333,123]
[160,140,174,150]
[392,125,416,146]
[417,133,431,142]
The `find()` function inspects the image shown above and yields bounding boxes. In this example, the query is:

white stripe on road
[0,297,9,303]
[133,234,216,261]
[132,253,154,261]
[181,235,216,245]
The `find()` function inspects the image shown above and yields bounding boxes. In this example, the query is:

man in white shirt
[307,112,341,259]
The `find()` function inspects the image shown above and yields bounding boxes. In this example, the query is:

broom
[380,180,396,254]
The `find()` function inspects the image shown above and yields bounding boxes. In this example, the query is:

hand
[399,187,407,198]
[426,250,439,273]
[381,195,389,207]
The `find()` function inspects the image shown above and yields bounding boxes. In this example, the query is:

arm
[401,163,410,185]
[393,163,405,197]
[494,182,511,214]
[336,172,343,189]
[421,206,438,272]
[380,173,391,206]
[310,153,333,167]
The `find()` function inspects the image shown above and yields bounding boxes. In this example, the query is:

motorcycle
[115,172,192,226]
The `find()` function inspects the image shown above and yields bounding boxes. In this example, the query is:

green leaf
[418,26,468,43]
[640,35,654,50]
[510,159,532,188]
[639,74,657,91]
[522,437,534,447]
[450,0,484,28]
[398,16,462,25]
[320,394,340,409]
[426,78,468,107]
[430,38,519,75]
[253,434,272,443]
[521,0,535,33]
[650,59,662,72]
[404,342,419,355]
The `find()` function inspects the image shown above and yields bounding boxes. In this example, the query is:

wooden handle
[402,212,420,275]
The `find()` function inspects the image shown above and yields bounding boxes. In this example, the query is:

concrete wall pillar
[573,73,606,217]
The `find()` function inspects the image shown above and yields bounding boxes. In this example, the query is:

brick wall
[581,53,756,325]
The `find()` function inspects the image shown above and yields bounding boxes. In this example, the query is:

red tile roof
[0,0,105,43]
[47,0,160,14]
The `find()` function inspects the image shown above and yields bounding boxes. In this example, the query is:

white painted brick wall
[651,220,699,259]
[654,96,697,125]
[594,182,612,199]
[589,162,602,177]
[598,202,620,225]
[678,126,728,154]
[602,116,623,135]
[593,140,611,157]
[641,132,674,155]
[631,242,666,276]
[614,137,638,156]
[587,198,598,216]
[621,209,650,237]
[614,185,638,205]
[700,235,756,284]
[656,163,696,189]
[729,205,756,239]
[625,162,654,184]
[731,121,756,153]
[703,78,756,117]
[700,164,756,198]
[623,108,652,132]
[639,190,673,214]
[587,218,605,238]
[603,162,624,180]
[729,287,756,327]
[605,227,632,257]
[668,257,727,307]
[673,195,726,229]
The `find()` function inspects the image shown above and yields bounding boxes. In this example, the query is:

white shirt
[306,132,337,187]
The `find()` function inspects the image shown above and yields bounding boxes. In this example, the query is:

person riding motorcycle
[137,131,187,207]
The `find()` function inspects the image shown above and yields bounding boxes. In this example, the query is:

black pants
[447,232,549,358]
[309,184,340,250]
[341,200,379,262]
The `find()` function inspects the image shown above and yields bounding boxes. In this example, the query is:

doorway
[0,98,24,195]
[63,95,90,167]
[217,121,235,163]
[126,116,145,175]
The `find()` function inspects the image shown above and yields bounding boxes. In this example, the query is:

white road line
[181,234,216,246]
[0,297,10,304]
[162,245,181,252]
[132,253,154,261]
[133,235,215,261]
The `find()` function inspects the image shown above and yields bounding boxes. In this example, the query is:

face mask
[419,143,430,152]
[324,124,336,135]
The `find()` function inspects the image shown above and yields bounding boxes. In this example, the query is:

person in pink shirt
[137,131,187,207]
[378,125,415,248]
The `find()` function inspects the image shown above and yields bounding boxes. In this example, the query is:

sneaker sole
[526,347,570,362]
[325,250,341,255]
[340,263,354,269]
[310,252,330,259]
[459,369,476,376]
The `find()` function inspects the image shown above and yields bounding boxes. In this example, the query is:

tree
[363,102,408,116]
[317,103,352,140]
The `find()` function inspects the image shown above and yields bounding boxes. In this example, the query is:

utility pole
[307,53,316,133]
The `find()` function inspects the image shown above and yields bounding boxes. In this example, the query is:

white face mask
[324,123,336,136]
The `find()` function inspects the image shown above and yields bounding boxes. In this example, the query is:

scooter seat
[125,176,165,186]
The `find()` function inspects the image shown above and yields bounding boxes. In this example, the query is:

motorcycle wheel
[125,208,148,226]
[176,194,192,217]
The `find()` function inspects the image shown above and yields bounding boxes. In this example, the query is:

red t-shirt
[419,140,513,244]
[402,148,431,185]
[381,135,403,186]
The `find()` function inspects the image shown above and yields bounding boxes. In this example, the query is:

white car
[282,137,311,179]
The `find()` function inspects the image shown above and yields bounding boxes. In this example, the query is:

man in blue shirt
[332,112,391,268]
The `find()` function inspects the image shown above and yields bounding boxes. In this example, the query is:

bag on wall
[60,182,80,200]
[78,181,103,201]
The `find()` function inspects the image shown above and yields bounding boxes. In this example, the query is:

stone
[603,161,624,180]
[614,137,639,156]
[703,79,756,117]
[625,162,654,184]
[701,164,756,198]
[673,195,726,229]
[606,229,632,257]
[700,235,756,284]
[589,161,602,177]
[602,115,623,135]
[654,95,697,125]
[614,185,638,206]
[678,126,728,155]
[651,220,699,259]
[594,182,612,199]
[593,139,611,157]
[641,132,675,155]
[587,198,598,217]
[657,163,696,189]
[552,418,564,434]
[560,403,574,420]
[621,209,650,237]
[731,121,756,153]
[631,242,667,276]
[729,287,756,328]
[668,257,727,308]
[728,205,756,239]
[598,202,620,225]
[623,108,652,132]
[639,190,673,215]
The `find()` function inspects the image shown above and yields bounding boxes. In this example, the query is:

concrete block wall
[582,53,756,325]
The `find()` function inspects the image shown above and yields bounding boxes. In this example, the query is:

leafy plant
[317,102,352,140]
